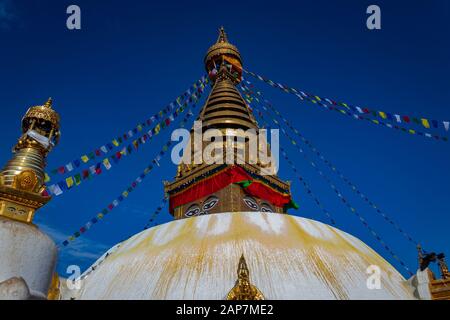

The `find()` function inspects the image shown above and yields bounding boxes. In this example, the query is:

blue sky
[0,0,449,278]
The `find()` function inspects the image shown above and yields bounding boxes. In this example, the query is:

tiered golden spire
[0,98,61,223]
[164,28,291,219]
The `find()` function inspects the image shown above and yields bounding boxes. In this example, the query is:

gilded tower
[164,28,293,219]
[0,98,60,223]
[0,98,60,300]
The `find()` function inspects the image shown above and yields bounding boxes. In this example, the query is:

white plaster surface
[0,217,57,299]
[62,212,416,300]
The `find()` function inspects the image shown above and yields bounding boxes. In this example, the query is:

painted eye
[243,196,259,211]
[185,204,200,217]
[203,196,219,211]
[261,203,273,213]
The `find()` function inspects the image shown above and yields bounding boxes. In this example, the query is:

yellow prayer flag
[81,155,89,163]
[421,118,430,128]
[112,139,119,147]
[103,158,112,170]
[44,173,51,183]
[66,177,74,188]
[379,111,387,119]
[409,129,416,134]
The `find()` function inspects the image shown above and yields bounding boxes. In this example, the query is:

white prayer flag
[49,184,63,196]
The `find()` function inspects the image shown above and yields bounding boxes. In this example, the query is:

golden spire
[0,98,61,223]
[201,28,255,131]
[227,254,264,300]
[164,28,292,219]
[217,26,228,43]
[44,97,53,108]
[204,27,242,83]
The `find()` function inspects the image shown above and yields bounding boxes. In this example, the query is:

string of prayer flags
[46,76,208,182]
[243,83,414,276]
[47,85,208,197]
[61,106,198,246]
[243,82,421,248]
[244,70,449,140]
[143,196,168,230]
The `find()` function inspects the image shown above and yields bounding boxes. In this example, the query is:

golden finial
[437,253,450,279]
[237,254,250,279]
[44,97,53,108]
[217,26,228,43]
[226,254,264,300]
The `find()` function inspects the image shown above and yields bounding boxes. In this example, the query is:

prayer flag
[65,163,74,172]
[421,118,430,128]
[103,158,112,170]
[74,174,81,186]
[49,184,63,196]
[66,177,74,189]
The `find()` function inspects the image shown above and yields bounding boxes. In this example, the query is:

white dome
[62,212,415,300]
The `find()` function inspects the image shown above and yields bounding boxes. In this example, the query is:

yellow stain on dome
[67,212,415,300]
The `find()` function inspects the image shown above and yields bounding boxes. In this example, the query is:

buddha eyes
[203,196,219,211]
[185,205,201,217]
[243,196,259,210]
[261,204,273,213]
[184,196,220,217]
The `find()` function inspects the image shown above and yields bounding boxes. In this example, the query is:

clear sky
[0,0,449,278]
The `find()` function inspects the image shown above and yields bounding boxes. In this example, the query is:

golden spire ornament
[227,254,264,300]
[217,26,228,43]
[0,98,61,223]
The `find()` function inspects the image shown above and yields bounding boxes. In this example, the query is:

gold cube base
[0,185,50,223]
